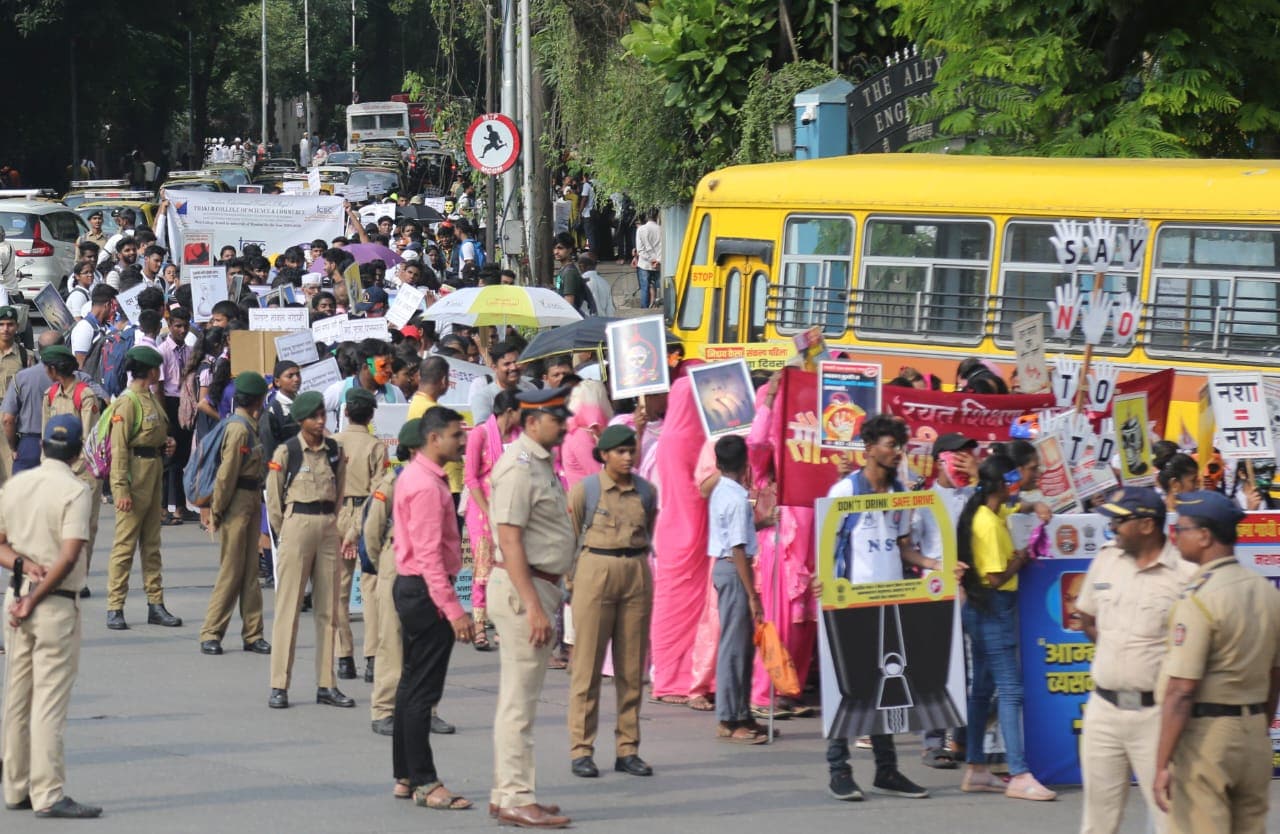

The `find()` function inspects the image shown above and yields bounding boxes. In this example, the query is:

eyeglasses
[1108,517,1140,530]
[1172,525,1202,536]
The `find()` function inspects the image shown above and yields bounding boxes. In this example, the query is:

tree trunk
[530,62,554,285]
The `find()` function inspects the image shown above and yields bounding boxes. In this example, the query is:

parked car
[0,199,78,341]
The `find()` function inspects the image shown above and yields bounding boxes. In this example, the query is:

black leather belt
[132,446,163,458]
[1095,686,1155,710]
[587,547,648,557]
[1192,702,1267,718]
[344,495,367,504]
[237,478,262,492]
[51,589,79,600]
[290,501,336,515]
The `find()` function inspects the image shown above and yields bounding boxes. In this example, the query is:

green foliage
[736,60,839,164]
[886,0,1280,157]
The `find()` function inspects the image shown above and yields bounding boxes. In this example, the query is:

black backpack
[282,434,341,496]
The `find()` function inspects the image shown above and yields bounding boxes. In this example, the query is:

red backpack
[46,381,92,413]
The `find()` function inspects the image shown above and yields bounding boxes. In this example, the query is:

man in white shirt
[634,211,662,308]
[468,339,534,424]
[578,253,614,317]
[322,340,406,432]
[104,238,139,289]
[69,285,117,368]
[579,174,597,253]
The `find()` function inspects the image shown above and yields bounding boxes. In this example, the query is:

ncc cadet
[105,346,181,631]
[1076,487,1195,834]
[0,305,32,478]
[566,424,658,780]
[335,386,386,683]
[198,372,272,657]
[487,386,575,828]
[0,415,100,818]
[1154,490,1280,834]
[266,390,352,710]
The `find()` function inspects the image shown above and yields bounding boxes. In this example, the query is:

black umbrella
[396,203,446,224]
[518,315,677,363]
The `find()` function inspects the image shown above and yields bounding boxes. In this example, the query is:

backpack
[84,389,144,480]
[70,314,108,381]
[281,434,341,497]
[183,414,253,508]
[99,325,136,398]
[832,469,905,582]
[46,381,91,413]
[577,471,656,551]
[356,472,396,575]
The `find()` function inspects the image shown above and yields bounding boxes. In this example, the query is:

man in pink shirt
[390,406,475,809]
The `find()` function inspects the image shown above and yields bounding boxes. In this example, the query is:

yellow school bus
[665,154,1280,436]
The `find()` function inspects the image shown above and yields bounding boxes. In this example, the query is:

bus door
[711,238,774,344]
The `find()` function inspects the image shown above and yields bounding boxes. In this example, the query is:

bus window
[1148,225,1280,359]
[996,220,1138,348]
[748,270,768,342]
[351,115,378,131]
[857,217,991,343]
[722,269,742,342]
[677,214,712,331]
[775,215,853,336]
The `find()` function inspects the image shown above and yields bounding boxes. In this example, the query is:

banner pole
[767,521,781,745]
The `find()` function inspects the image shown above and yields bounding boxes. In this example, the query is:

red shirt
[393,454,464,622]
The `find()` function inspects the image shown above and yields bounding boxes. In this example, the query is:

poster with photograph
[33,284,74,335]
[687,359,755,438]
[1112,392,1154,486]
[181,230,213,267]
[187,266,228,323]
[605,315,670,400]
[817,361,881,450]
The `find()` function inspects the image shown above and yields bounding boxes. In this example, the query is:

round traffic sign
[465,114,521,175]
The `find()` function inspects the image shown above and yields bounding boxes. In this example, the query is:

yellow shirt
[408,391,464,493]
[972,504,1017,591]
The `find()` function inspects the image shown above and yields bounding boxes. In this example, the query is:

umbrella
[421,285,583,329]
[344,242,403,266]
[519,315,680,362]
[396,203,446,224]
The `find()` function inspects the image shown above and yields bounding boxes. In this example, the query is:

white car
[0,200,85,298]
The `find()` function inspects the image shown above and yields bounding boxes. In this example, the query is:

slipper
[648,694,690,706]
[922,748,957,769]
[960,771,1006,793]
[751,705,792,721]
[1005,775,1057,802]
[688,695,715,712]
[788,704,818,718]
[717,725,768,745]
[414,783,473,810]
[393,779,412,799]
[547,655,568,670]
[741,719,780,739]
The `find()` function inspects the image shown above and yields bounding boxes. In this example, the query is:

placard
[249,307,310,332]
[229,330,288,376]
[1011,314,1050,393]
[180,230,213,267]
[116,282,145,325]
[1112,392,1154,486]
[299,356,342,393]
[33,284,74,335]
[605,315,670,400]
[1208,372,1275,461]
[1034,434,1079,513]
[344,186,368,203]
[345,317,391,342]
[274,330,320,366]
[817,360,880,450]
[687,359,754,438]
[1233,511,1280,777]
[258,285,298,308]
[386,283,426,329]
[311,314,349,344]
[187,266,228,323]
[372,403,411,460]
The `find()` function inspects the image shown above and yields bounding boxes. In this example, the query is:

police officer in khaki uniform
[0,306,30,481]
[487,386,575,828]
[1076,487,1196,834]
[198,372,271,656]
[566,425,657,780]
[41,345,102,583]
[105,346,180,631]
[1154,490,1280,834]
[335,386,386,682]
[266,389,351,710]
[0,415,100,818]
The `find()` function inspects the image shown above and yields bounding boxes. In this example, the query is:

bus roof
[694,154,1280,221]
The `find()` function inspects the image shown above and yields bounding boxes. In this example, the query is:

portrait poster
[687,359,754,438]
[187,266,228,323]
[181,230,213,267]
[1112,392,1154,486]
[605,315,669,400]
[816,491,965,740]
[33,284,74,335]
[817,361,881,451]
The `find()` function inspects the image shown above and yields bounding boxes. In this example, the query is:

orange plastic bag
[753,621,801,698]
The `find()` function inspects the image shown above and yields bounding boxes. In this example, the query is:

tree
[886,0,1280,157]
[736,60,840,164]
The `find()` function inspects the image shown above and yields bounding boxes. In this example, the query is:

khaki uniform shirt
[364,466,398,568]
[42,378,100,481]
[1076,540,1197,691]
[108,387,168,501]
[0,343,26,402]
[1162,556,1280,705]
[489,432,575,576]
[337,425,386,499]
[80,230,109,250]
[568,471,656,554]
[266,435,346,532]
[0,459,92,593]
[211,409,265,522]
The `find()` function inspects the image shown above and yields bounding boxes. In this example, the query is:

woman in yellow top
[956,454,1057,802]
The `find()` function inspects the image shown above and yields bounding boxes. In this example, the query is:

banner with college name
[165,193,345,263]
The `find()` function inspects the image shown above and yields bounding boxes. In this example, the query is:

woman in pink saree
[463,388,522,651]
[561,380,613,489]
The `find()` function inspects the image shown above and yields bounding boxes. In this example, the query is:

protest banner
[116,282,145,325]
[1112,392,1154,485]
[1011,314,1051,393]
[369,403,410,458]
[230,330,288,376]
[816,491,965,739]
[249,308,309,332]
[345,317,391,342]
[311,313,348,344]
[299,357,342,393]
[605,315,670,400]
[165,194,343,262]
[1265,378,1280,465]
[883,387,1055,443]
[817,361,880,451]
[33,285,74,335]
[385,284,426,329]
[774,367,843,508]
[440,356,488,425]
[180,231,213,267]
[274,330,320,367]
[1234,511,1280,776]
[1208,372,1275,461]
[1034,434,1079,513]
[687,359,755,438]
[694,341,794,371]
[187,266,228,323]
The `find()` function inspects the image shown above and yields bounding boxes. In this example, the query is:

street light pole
[304,0,312,150]
[351,0,357,104]
[261,0,268,149]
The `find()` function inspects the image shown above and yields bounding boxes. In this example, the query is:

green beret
[126,346,163,368]
[39,345,75,364]
[596,424,637,453]
[290,390,325,421]
[0,307,17,322]
[345,387,377,408]
[233,371,268,397]
[397,418,423,449]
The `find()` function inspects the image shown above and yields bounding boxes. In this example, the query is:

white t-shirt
[579,180,595,217]
[827,473,912,583]
[69,316,102,356]
[459,239,477,264]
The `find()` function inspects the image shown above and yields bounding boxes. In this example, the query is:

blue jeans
[961,591,1027,775]
[637,268,659,308]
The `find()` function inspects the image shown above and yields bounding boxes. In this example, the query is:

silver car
[0,199,85,297]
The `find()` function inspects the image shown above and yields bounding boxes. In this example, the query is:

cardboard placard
[817,361,881,450]
[274,330,320,366]
[229,330,289,376]
[687,359,755,438]
[1208,372,1275,461]
[299,357,342,393]
[605,315,670,400]
[1011,314,1050,394]
[249,307,310,332]
[386,284,426,329]
[311,314,349,344]
[187,266,228,323]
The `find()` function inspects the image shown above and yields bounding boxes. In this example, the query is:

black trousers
[163,395,193,509]
[392,574,455,787]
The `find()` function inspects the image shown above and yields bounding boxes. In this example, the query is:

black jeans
[392,574,455,787]
[826,735,897,777]
[163,396,192,509]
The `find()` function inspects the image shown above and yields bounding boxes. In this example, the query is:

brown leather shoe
[497,803,570,828]
[489,802,562,819]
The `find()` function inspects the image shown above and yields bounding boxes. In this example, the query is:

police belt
[1095,686,1155,710]
[50,589,79,601]
[587,547,648,558]
[289,500,336,515]
[236,478,262,492]
[1191,702,1267,718]
[131,446,164,458]
[493,562,561,585]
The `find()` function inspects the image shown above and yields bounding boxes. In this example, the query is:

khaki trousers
[371,544,401,721]
[488,568,562,810]
[106,458,166,610]
[269,511,339,690]
[81,476,101,573]
[2,589,80,811]
[567,553,652,759]
[361,571,380,660]
[1080,693,1164,834]
[199,489,265,643]
[1169,713,1272,834]
[335,557,357,658]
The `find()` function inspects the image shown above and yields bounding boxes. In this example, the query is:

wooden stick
[1074,343,1094,414]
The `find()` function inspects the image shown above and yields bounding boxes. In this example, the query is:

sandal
[750,704,792,721]
[473,633,493,652]
[741,719,779,739]
[960,770,1007,793]
[922,747,957,769]
[161,512,182,526]
[393,779,412,799]
[413,782,473,810]
[1005,774,1057,802]
[648,694,689,706]
[688,695,715,712]
[717,723,768,745]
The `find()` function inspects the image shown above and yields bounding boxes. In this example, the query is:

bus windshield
[346,103,410,149]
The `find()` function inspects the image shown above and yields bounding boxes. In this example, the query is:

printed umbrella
[343,242,404,266]
[421,285,582,329]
